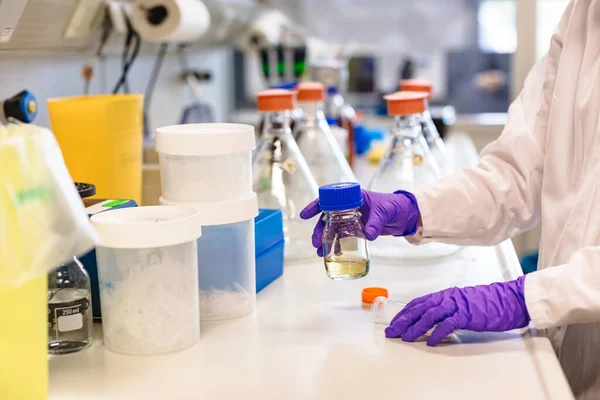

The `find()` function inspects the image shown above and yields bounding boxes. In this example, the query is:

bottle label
[281,159,298,174]
[412,154,424,166]
[85,199,132,215]
[48,298,90,333]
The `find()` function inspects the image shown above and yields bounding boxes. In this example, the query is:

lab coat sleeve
[406,3,572,247]
[525,248,600,328]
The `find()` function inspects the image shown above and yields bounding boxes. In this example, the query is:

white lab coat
[408,1,600,398]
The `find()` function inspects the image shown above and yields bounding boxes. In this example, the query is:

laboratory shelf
[48,240,573,400]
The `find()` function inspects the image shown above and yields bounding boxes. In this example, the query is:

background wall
[0,48,232,133]
[0,0,570,258]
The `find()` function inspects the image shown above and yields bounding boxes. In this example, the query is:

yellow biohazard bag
[0,123,98,287]
[0,123,98,399]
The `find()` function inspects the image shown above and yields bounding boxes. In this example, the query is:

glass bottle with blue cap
[319,182,370,280]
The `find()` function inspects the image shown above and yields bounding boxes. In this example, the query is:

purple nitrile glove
[385,276,530,346]
[299,189,421,257]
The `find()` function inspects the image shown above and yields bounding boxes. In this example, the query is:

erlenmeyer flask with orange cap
[252,89,319,262]
[368,91,460,260]
[294,82,357,186]
[401,79,447,173]
[368,91,440,193]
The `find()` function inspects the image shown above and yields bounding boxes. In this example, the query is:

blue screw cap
[319,182,363,211]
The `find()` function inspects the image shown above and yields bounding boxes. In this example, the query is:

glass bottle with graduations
[48,256,93,355]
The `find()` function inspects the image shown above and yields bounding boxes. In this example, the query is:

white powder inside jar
[100,249,199,354]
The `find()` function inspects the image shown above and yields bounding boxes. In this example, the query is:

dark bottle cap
[75,183,96,199]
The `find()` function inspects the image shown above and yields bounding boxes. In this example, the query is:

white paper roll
[238,9,292,50]
[131,0,211,43]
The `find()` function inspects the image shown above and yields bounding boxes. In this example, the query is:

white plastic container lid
[160,193,258,226]
[155,123,256,156]
[91,206,203,249]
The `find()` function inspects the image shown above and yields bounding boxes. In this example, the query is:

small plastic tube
[372,296,407,325]
[372,296,460,343]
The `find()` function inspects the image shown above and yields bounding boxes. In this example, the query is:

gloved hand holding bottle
[299,189,421,256]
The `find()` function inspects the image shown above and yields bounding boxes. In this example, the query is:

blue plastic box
[255,209,285,293]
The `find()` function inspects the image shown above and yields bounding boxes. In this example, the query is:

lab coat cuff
[405,189,435,245]
[523,270,553,329]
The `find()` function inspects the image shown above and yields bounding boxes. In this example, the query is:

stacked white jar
[91,206,203,355]
[155,123,258,321]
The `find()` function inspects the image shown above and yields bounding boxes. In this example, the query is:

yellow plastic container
[0,275,48,400]
[48,94,144,204]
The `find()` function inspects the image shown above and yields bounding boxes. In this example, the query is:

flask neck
[325,208,361,222]
[261,110,293,138]
[386,115,429,163]
[392,115,422,138]
[299,101,325,120]
[298,101,328,130]
[52,256,86,289]
[55,256,83,270]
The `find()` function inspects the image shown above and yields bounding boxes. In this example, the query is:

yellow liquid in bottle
[324,253,370,280]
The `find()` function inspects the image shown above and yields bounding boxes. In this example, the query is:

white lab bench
[50,134,572,399]
[48,241,573,400]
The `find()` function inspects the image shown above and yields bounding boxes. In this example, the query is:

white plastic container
[160,194,258,321]
[155,123,256,203]
[91,206,202,355]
